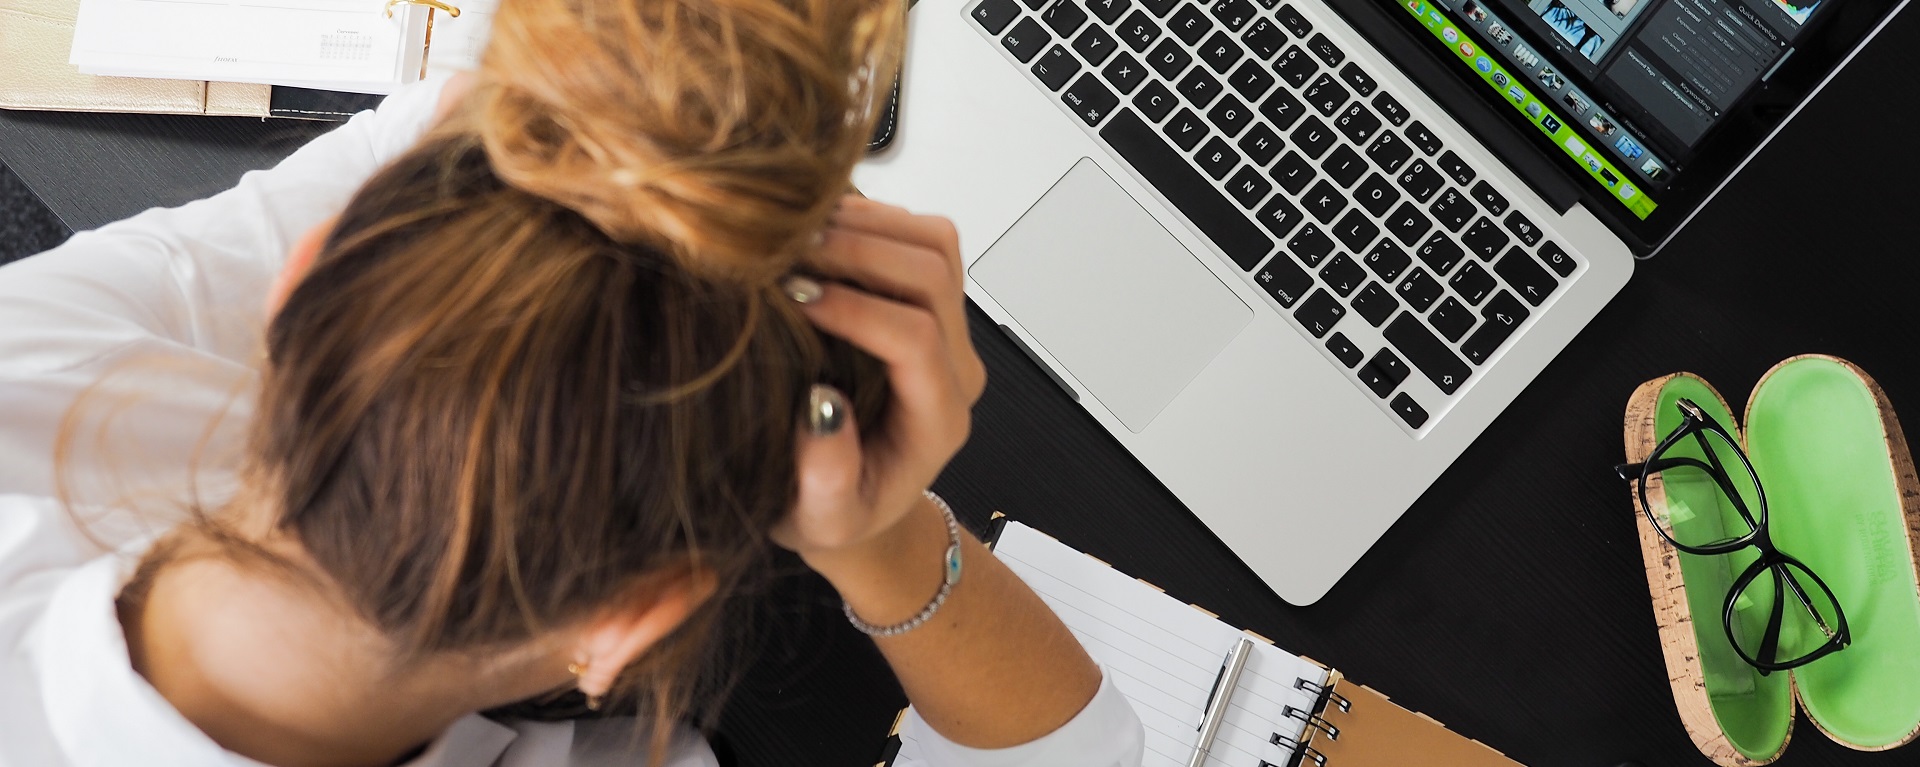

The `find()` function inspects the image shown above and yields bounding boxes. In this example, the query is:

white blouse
[0,77,1145,767]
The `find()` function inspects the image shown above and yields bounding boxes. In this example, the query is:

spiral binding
[1265,735,1328,767]
[1294,676,1352,712]
[1283,705,1340,739]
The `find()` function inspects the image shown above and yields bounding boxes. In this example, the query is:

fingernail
[783,275,824,305]
[810,229,827,249]
[808,384,848,436]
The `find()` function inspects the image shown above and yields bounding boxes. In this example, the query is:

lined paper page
[894,522,1326,767]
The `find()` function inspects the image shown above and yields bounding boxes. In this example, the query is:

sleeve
[897,670,1145,767]
[0,76,455,504]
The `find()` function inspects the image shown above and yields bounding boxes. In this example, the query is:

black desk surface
[5,9,1920,766]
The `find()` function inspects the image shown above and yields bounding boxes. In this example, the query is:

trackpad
[971,158,1252,433]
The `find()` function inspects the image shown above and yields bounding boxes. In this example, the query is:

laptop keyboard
[969,0,1584,433]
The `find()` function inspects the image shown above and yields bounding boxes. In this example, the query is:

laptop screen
[1366,0,1907,253]
[1392,0,1821,221]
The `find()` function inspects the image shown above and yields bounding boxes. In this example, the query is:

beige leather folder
[0,0,271,116]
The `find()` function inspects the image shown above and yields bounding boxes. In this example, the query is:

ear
[573,566,720,699]
[269,217,336,318]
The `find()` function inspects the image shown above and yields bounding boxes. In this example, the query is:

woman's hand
[772,196,987,571]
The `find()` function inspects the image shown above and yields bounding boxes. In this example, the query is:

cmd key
[1101,109,1275,270]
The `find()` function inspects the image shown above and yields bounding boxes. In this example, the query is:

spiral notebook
[877,518,1523,767]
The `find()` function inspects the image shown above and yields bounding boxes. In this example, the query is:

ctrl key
[1390,393,1429,428]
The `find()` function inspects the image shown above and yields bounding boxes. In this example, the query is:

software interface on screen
[1390,0,1821,219]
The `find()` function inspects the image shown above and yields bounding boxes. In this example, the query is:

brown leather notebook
[1290,674,1520,767]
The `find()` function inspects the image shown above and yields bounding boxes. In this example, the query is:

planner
[878,519,1523,767]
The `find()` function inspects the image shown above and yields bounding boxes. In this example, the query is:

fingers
[775,389,875,551]
[795,281,971,456]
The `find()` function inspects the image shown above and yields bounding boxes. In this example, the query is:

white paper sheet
[893,521,1327,767]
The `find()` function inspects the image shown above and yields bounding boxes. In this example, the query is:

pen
[1188,636,1254,767]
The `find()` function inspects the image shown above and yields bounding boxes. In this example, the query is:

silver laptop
[853,0,1908,603]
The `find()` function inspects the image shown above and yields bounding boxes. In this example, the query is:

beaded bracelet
[842,490,963,637]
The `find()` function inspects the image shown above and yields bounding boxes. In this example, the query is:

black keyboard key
[1538,240,1576,277]
[1294,289,1346,337]
[1305,33,1345,66]
[1504,211,1542,246]
[1428,296,1475,342]
[1290,116,1337,158]
[1396,158,1444,202]
[1462,290,1529,365]
[1353,173,1400,217]
[1300,180,1347,224]
[1460,217,1508,261]
[1073,24,1122,66]
[1133,81,1179,122]
[1102,109,1275,269]
[1405,120,1443,155]
[1372,92,1409,126]
[1415,232,1465,275]
[1206,94,1254,137]
[1226,60,1276,101]
[1320,252,1367,296]
[1176,67,1223,108]
[1238,122,1284,165]
[1469,180,1508,216]
[1198,30,1244,73]
[1242,18,1287,59]
[1359,349,1407,397]
[1338,63,1376,96]
[1385,201,1431,246]
[973,0,1022,34]
[1428,187,1476,232]
[1364,239,1410,282]
[1494,246,1557,306]
[1163,108,1208,150]
[1255,192,1305,239]
[1139,0,1180,15]
[1303,73,1349,116]
[1287,222,1336,267]
[1269,151,1314,194]
[1320,145,1366,187]
[1385,313,1469,394]
[1041,0,1091,37]
[1449,261,1495,305]
[1258,88,1306,130]
[1365,131,1413,174]
[1003,18,1051,63]
[1022,0,1049,10]
[1117,10,1163,51]
[1146,39,1193,79]
[1102,52,1149,94]
[1352,281,1397,326]
[1210,0,1257,30]
[1326,332,1363,368]
[1087,0,1131,23]
[1274,46,1318,89]
[1331,210,1378,254]
[1396,267,1442,312]
[1226,165,1273,208]
[1276,3,1312,36]
[1253,252,1313,305]
[1435,150,1475,186]
[1390,393,1429,428]
[1194,137,1240,179]
[1032,45,1082,91]
[1061,73,1120,126]
[1332,101,1382,145]
[1168,3,1213,44]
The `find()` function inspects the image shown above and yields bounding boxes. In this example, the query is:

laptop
[852,0,1908,604]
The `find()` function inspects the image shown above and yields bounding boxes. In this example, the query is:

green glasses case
[1622,355,1920,766]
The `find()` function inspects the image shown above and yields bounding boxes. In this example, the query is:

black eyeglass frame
[1614,398,1851,674]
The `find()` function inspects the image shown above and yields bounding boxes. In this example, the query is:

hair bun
[469,0,903,280]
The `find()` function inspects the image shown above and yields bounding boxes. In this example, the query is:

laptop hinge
[1322,0,1585,216]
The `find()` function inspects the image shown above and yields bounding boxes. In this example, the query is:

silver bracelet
[842,490,963,637]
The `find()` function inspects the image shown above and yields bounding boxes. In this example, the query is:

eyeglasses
[1614,398,1849,673]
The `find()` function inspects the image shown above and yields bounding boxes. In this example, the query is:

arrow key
[1390,393,1429,429]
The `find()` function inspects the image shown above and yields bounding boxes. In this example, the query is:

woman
[0,0,1145,765]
